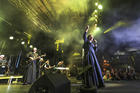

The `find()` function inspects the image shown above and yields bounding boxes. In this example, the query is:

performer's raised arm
[83,25,89,42]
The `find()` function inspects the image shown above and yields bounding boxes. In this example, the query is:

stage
[0,75,23,84]
[0,78,140,93]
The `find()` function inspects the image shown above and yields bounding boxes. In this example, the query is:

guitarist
[24,47,39,84]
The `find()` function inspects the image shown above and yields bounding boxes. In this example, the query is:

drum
[0,60,7,74]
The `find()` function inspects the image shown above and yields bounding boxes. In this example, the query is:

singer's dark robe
[24,52,38,84]
[83,32,104,88]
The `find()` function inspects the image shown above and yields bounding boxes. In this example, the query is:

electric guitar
[28,54,46,61]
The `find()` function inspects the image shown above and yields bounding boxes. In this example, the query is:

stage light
[104,21,127,34]
[92,27,102,36]
[95,2,98,6]
[95,19,98,22]
[21,41,25,45]
[9,36,14,40]
[94,10,98,13]
[96,27,100,31]
[29,45,33,48]
[98,5,103,10]
[94,15,98,17]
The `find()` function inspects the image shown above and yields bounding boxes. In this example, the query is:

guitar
[28,54,46,61]
[45,65,55,70]
[40,61,55,69]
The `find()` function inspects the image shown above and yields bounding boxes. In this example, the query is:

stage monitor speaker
[28,73,70,93]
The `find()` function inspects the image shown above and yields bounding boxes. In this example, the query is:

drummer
[0,55,5,60]
[0,55,7,75]
[0,55,7,63]
[57,61,65,67]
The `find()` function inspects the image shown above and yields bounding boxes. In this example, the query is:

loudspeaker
[80,87,97,93]
[29,73,70,93]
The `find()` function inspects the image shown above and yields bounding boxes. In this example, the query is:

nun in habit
[83,25,104,88]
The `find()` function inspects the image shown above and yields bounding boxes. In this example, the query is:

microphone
[93,39,97,43]
[93,39,97,47]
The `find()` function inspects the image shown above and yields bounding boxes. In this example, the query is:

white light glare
[29,45,33,48]
[21,41,25,45]
[9,36,14,40]
[95,2,98,6]
[98,5,103,10]
[96,27,100,31]
[94,10,98,13]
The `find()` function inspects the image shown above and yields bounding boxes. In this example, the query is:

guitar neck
[30,54,45,60]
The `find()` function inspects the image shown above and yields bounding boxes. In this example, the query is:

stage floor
[0,80,140,93]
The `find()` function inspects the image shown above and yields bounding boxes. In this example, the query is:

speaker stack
[28,73,70,93]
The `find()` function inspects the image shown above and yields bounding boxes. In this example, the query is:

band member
[83,25,104,88]
[44,60,52,69]
[24,47,39,84]
[57,61,65,67]
[0,55,7,74]
[69,64,78,77]
[43,60,55,73]
[0,55,6,61]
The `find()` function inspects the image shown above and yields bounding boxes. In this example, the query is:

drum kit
[0,55,8,75]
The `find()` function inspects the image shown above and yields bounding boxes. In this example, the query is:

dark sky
[102,0,140,27]
[0,0,140,56]
[99,0,140,55]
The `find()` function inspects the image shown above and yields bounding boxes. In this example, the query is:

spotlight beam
[0,16,12,26]
[104,21,127,34]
